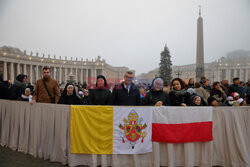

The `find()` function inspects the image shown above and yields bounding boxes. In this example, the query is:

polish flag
[152,107,213,143]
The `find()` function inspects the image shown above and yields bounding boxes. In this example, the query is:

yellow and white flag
[70,106,153,154]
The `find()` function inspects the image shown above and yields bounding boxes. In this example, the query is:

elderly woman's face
[154,80,163,91]
[194,97,201,105]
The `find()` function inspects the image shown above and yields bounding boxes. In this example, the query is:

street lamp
[175,68,182,78]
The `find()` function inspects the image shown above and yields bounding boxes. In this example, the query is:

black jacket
[58,83,82,105]
[58,94,82,105]
[9,80,27,100]
[88,88,112,105]
[144,89,169,106]
[228,84,242,97]
[0,81,11,99]
[169,89,191,106]
[112,82,141,105]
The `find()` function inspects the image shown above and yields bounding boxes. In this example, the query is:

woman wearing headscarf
[143,78,169,106]
[169,78,191,106]
[88,75,112,105]
[58,83,82,105]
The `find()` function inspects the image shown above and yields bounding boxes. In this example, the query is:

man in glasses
[112,71,140,105]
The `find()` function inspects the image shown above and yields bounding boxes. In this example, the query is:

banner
[70,106,153,154]
[152,107,213,143]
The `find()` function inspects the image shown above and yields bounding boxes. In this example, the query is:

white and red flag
[152,107,213,143]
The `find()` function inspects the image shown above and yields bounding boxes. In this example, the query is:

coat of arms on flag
[118,109,148,149]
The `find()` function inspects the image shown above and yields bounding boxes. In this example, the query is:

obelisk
[196,6,204,81]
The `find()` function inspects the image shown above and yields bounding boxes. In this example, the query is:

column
[93,68,96,79]
[245,68,249,82]
[86,68,89,83]
[36,65,39,81]
[24,64,27,75]
[3,61,7,81]
[17,63,20,75]
[234,69,237,78]
[59,67,62,84]
[54,67,57,80]
[81,68,83,84]
[65,68,68,83]
[30,64,33,84]
[227,68,231,82]
[75,68,78,83]
[239,69,242,80]
[10,62,14,83]
[216,68,220,82]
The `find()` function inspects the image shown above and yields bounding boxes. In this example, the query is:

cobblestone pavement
[0,146,67,167]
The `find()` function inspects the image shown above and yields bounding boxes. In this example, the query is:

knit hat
[237,98,244,104]
[16,74,27,82]
[207,96,217,105]
[226,96,233,101]
[231,92,239,98]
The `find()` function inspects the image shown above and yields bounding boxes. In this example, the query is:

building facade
[137,50,250,84]
[0,46,129,85]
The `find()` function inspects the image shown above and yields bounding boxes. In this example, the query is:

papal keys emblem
[119,110,147,149]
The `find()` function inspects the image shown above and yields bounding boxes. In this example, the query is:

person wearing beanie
[58,83,82,105]
[231,92,240,101]
[207,96,218,106]
[190,95,203,106]
[234,98,247,106]
[143,78,169,106]
[88,75,112,105]
[222,96,234,106]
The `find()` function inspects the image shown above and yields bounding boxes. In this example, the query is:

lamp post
[175,68,182,78]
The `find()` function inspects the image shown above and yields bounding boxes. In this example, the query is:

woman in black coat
[58,83,82,105]
[169,78,191,106]
[144,78,169,106]
[87,75,112,105]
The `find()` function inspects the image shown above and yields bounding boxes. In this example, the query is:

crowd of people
[0,66,249,107]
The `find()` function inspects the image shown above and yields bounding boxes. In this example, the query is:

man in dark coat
[228,78,244,98]
[112,71,141,105]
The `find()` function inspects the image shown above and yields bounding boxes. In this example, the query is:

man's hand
[180,103,187,107]
[155,101,163,106]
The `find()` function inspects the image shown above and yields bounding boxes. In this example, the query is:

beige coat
[195,87,210,103]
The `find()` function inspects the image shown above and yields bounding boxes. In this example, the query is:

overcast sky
[0,0,250,75]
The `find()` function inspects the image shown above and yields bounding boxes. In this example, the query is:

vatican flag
[70,106,153,154]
